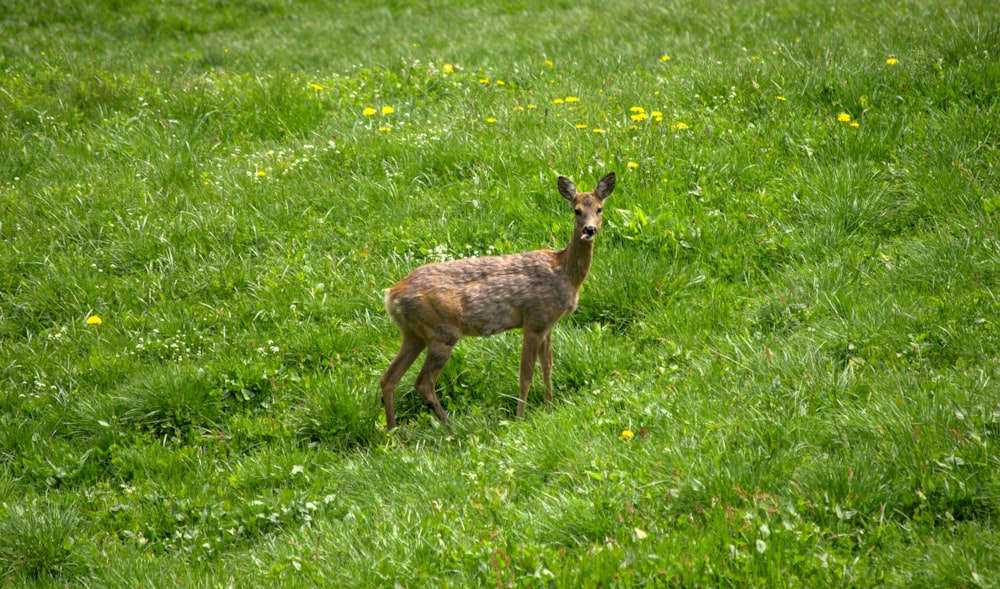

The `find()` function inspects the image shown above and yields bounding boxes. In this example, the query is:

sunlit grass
[1,0,999,586]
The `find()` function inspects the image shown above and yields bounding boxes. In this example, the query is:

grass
[1,0,999,586]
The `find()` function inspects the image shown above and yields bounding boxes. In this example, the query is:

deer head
[558,172,616,241]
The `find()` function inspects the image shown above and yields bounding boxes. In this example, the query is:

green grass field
[2,0,999,586]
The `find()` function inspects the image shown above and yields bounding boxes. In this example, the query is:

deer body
[380,172,616,429]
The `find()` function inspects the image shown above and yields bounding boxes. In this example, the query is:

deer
[379,172,616,429]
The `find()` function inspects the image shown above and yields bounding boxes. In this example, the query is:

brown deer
[380,172,616,429]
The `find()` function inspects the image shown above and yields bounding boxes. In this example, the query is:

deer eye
[574,209,582,216]
[597,207,602,214]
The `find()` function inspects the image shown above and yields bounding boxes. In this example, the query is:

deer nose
[582,226,597,238]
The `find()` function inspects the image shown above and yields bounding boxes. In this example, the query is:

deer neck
[561,230,595,290]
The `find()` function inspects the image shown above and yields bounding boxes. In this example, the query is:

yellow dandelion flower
[543,59,553,68]
[513,105,524,111]
[553,98,564,105]
[379,126,391,132]
[850,121,859,128]
[627,162,639,169]
[442,63,454,74]
[362,107,376,116]
[527,104,537,109]
[776,96,786,101]
[629,124,638,130]
[592,128,606,133]
[478,77,490,85]
[381,106,394,115]
[575,124,587,129]
[629,106,645,113]
[675,122,689,130]
[886,58,899,65]
[837,113,852,123]
[309,83,324,91]
[619,429,635,440]
[257,170,266,177]
[86,315,102,326]
[651,111,663,118]
[496,80,505,86]
[565,96,580,103]
[660,55,671,62]
[630,113,649,122]
[486,117,497,124]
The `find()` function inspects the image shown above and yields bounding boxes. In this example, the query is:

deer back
[385,248,578,341]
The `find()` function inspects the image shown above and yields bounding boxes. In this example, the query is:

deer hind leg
[380,333,426,430]
[540,331,553,406]
[517,329,544,418]
[413,339,454,423]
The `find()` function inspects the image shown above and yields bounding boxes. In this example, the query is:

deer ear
[558,176,577,202]
[594,172,616,200]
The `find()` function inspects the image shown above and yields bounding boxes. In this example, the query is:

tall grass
[1,0,998,586]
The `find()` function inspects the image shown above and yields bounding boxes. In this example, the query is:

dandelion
[381,106,395,115]
[553,98,564,105]
[630,106,646,113]
[478,77,490,85]
[626,162,639,170]
[513,105,524,111]
[496,80,506,86]
[886,57,899,65]
[630,112,649,122]
[592,128,606,134]
[543,59,554,68]
[442,63,454,74]
[620,429,635,440]
[527,104,537,109]
[309,83,324,91]
[565,96,580,103]
[660,55,671,62]
[257,170,266,177]
[675,122,689,130]
[776,96,786,101]
[486,117,497,124]
[850,121,859,128]
[837,113,852,123]
[87,315,103,354]
[362,107,376,116]
[575,124,587,129]
[379,126,391,132]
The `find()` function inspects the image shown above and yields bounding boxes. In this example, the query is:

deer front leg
[540,331,553,406]
[380,334,426,430]
[517,330,543,418]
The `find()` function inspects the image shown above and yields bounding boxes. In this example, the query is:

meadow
[1,0,999,586]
